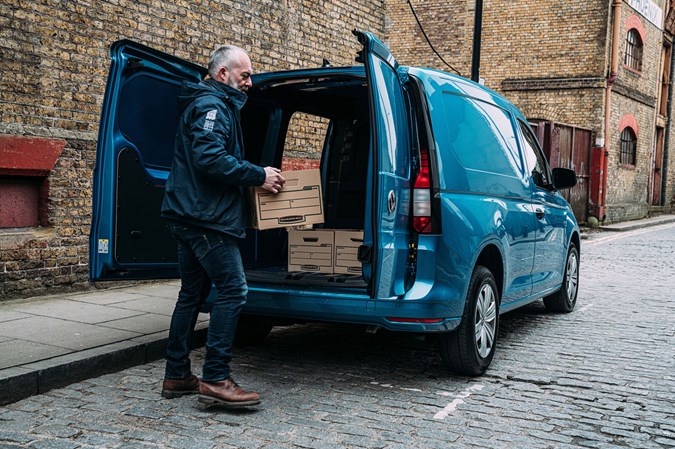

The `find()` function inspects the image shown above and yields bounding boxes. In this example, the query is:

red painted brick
[281,158,321,172]
[0,178,39,227]
[0,135,66,177]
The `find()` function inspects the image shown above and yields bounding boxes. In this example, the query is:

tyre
[234,314,274,345]
[543,242,579,313]
[439,266,499,376]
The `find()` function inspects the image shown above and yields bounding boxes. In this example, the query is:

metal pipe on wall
[605,0,623,150]
[598,0,622,220]
[471,0,483,82]
[662,41,674,207]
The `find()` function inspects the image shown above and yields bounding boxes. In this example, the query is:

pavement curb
[0,327,207,406]
[599,215,675,232]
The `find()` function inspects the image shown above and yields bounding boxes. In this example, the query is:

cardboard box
[288,229,334,274]
[334,230,364,275]
[249,169,324,230]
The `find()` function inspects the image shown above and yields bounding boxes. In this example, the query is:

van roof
[250,65,520,120]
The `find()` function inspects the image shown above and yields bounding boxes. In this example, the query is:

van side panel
[420,74,538,305]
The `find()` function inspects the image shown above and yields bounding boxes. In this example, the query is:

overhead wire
[407,0,462,76]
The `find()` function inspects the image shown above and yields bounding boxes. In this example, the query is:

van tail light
[413,149,433,233]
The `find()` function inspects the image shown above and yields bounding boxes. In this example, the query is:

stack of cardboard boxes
[248,169,362,275]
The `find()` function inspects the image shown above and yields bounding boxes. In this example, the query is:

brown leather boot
[161,374,200,399]
[198,378,261,407]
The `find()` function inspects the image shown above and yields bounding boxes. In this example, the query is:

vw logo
[387,190,396,213]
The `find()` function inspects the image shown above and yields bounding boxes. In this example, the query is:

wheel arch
[474,243,504,304]
[570,230,581,256]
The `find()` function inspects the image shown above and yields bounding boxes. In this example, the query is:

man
[159,45,284,407]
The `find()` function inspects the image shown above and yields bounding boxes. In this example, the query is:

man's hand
[261,167,285,193]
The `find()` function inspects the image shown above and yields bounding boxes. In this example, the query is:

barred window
[620,127,637,165]
[624,29,643,71]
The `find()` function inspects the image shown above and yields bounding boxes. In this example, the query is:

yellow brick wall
[385,0,673,223]
[0,0,385,300]
[384,0,471,75]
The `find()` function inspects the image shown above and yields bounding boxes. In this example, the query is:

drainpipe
[471,0,483,82]
[662,41,674,207]
[601,0,622,218]
[606,0,622,146]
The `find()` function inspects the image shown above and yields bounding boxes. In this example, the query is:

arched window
[620,127,637,165]
[624,29,643,71]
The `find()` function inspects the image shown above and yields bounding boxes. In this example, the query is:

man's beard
[227,75,247,93]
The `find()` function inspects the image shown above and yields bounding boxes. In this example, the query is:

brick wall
[385,0,674,223]
[479,0,610,160]
[0,0,385,300]
[384,0,471,75]
[605,92,654,223]
[604,3,665,222]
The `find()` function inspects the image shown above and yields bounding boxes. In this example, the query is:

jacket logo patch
[204,109,217,131]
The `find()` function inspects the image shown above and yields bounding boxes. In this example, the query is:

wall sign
[626,0,663,29]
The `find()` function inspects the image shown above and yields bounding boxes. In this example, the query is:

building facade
[385,0,675,224]
[2,0,674,299]
[0,0,385,300]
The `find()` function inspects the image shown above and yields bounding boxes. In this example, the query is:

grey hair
[208,45,248,78]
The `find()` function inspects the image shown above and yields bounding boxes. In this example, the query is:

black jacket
[161,79,265,237]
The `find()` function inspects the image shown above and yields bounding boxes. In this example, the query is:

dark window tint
[620,127,637,165]
[118,75,182,169]
[371,57,410,178]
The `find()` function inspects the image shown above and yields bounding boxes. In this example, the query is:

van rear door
[89,40,206,281]
[354,31,412,298]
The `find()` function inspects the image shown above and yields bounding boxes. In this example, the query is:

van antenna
[407,0,462,76]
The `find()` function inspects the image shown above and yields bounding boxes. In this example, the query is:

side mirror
[552,167,577,190]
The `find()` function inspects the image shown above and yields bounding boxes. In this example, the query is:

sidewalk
[598,213,675,232]
[1,214,674,406]
[0,281,209,405]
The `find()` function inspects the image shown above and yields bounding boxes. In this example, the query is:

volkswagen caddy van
[90,31,580,376]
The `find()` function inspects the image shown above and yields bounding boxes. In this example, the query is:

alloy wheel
[474,283,497,359]
[566,251,579,305]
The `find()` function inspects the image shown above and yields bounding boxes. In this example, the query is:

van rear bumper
[243,286,461,333]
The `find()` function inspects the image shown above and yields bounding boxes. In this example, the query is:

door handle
[535,208,545,220]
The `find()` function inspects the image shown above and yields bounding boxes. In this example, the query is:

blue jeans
[165,222,247,382]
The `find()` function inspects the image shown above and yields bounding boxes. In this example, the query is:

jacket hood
[177,78,248,114]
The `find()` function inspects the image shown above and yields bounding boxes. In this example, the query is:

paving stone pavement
[1,223,674,448]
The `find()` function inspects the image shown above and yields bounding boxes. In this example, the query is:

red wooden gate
[530,121,592,224]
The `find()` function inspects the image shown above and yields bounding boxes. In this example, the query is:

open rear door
[89,40,207,281]
[354,31,412,298]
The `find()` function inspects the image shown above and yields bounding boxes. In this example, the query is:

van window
[441,93,521,178]
[372,58,410,178]
[118,75,183,169]
[518,120,551,188]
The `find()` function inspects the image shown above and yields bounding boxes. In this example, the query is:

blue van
[90,31,580,376]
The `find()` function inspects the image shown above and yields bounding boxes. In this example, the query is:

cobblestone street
[1,224,674,449]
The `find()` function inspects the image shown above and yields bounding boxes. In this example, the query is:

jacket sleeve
[189,97,266,187]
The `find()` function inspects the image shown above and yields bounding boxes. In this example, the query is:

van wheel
[439,266,499,376]
[234,314,273,345]
[543,243,579,313]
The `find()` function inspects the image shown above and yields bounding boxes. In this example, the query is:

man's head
[208,45,253,93]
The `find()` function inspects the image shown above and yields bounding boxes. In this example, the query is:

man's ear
[217,66,229,82]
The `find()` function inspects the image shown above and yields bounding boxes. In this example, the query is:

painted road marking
[578,303,593,312]
[434,384,484,420]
